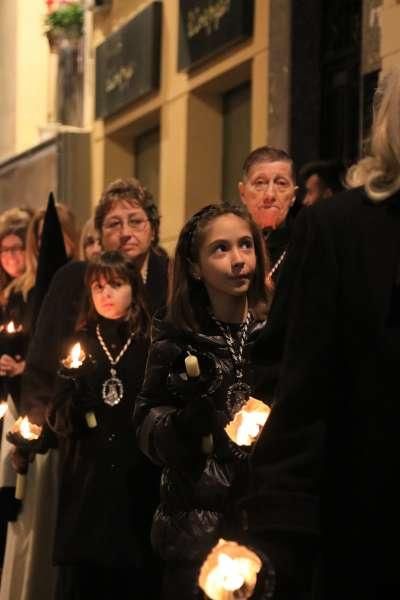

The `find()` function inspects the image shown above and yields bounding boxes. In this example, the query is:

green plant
[44,2,84,35]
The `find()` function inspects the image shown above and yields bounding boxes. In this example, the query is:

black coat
[52,318,160,569]
[240,188,400,598]
[134,315,268,597]
[21,249,169,425]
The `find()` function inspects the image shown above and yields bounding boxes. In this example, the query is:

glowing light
[0,401,8,419]
[15,416,42,440]
[63,342,86,369]
[6,321,16,333]
[199,539,262,600]
[225,397,270,446]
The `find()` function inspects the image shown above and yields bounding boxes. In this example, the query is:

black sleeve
[133,339,204,469]
[240,206,340,538]
[20,261,86,426]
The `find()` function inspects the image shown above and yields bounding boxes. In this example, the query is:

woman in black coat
[240,66,400,599]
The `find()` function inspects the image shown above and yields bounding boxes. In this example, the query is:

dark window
[222,82,251,203]
[134,127,160,203]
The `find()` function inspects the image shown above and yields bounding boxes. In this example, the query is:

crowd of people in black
[0,66,399,600]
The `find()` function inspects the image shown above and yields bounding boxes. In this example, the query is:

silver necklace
[210,311,251,414]
[96,324,134,407]
[266,249,287,286]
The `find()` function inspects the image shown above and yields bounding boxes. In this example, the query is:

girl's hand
[0,354,26,377]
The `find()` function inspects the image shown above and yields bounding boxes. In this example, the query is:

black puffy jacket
[134,314,268,567]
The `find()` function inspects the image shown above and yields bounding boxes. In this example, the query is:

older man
[238,146,298,285]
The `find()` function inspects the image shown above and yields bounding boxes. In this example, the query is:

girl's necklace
[210,311,252,414]
[266,249,287,287]
[96,324,135,407]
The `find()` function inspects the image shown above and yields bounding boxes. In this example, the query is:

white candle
[11,416,42,501]
[85,411,97,429]
[185,354,200,378]
[225,398,270,446]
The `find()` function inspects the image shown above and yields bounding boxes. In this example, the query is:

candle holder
[0,321,26,358]
[58,343,98,429]
[198,538,270,600]
[6,416,43,500]
[225,398,270,447]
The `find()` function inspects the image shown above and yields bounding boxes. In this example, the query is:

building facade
[0,0,399,245]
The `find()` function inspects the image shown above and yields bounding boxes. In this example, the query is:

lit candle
[61,343,97,428]
[225,398,270,447]
[11,416,42,500]
[184,352,213,455]
[0,321,24,358]
[0,400,8,419]
[199,538,262,600]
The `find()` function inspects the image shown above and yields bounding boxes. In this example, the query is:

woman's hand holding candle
[8,416,43,500]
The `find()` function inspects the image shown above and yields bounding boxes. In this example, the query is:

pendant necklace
[96,324,134,407]
[210,311,251,414]
[266,249,287,287]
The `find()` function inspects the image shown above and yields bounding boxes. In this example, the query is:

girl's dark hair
[78,250,150,337]
[168,203,270,332]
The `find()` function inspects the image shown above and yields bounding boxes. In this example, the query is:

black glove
[167,348,222,398]
[56,355,98,413]
[174,394,215,439]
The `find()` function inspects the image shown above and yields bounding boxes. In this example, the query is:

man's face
[238,160,296,229]
[303,174,331,207]
[101,200,154,260]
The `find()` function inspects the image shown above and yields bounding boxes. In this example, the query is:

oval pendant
[102,376,124,407]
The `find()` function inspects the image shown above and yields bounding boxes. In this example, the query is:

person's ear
[190,261,202,281]
[238,181,246,203]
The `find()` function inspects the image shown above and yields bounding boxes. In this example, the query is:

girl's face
[84,233,101,260]
[193,214,256,305]
[0,234,26,278]
[90,275,132,320]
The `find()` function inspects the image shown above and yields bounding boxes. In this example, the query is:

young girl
[49,251,161,599]
[134,203,271,599]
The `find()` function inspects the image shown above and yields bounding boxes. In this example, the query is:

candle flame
[225,398,270,446]
[6,321,16,333]
[199,539,262,600]
[17,416,42,440]
[0,401,8,419]
[64,342,85,369]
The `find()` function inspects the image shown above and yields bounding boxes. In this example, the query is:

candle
[61,343,97,429]
[63,342,85,369]
[225,398,270,447]
[0,400,8,419]
[184,352,213,455]
[0,321,25,358]
[11,416,42,500]
[185,353,200,378]
[199,538,262,600]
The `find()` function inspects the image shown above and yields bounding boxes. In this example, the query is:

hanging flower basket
[44,1,84,52]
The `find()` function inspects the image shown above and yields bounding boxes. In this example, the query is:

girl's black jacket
[133,314,268,566]
[52,317,160,570]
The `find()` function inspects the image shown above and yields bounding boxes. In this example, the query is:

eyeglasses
[0,245,25,256]
[103,217,150,233]
[249,178,293,193]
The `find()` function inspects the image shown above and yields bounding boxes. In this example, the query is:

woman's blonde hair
[347,66,400,201]
[7,203,79,301]
[79,217,100,260]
